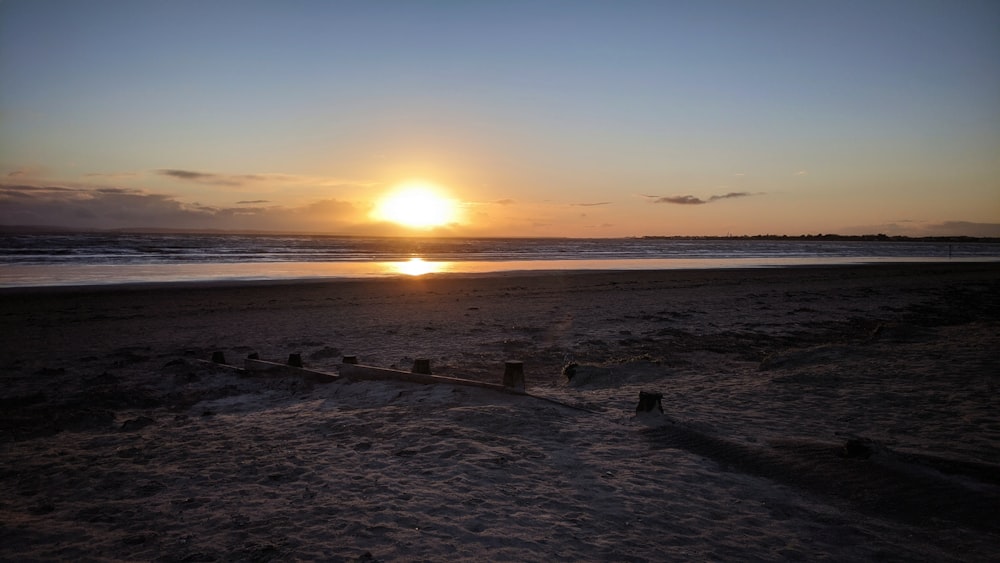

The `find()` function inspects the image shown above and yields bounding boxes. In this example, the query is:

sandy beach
[1,263,999,562]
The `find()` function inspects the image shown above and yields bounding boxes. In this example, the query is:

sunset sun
[373,182,459,229]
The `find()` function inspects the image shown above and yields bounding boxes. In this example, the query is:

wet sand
[1,263,999,561]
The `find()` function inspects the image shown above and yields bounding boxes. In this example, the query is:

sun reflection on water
[390,257,448,276]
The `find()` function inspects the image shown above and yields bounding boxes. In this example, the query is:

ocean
[2,232,998,287]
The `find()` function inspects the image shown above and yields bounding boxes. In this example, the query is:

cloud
[6,166,41,179]
[155,168,374,189]
[708,191,757,202]
[236,200,270,204]
[571,201,612,207]
[84,171,139,180]
[95,187,141,194]
[155,169,262,186]
[493,199,516,205]
[157,169,209,181]
[794,170,808,176]
[2,184,77,194]
[1,184,194,226]
[0,183,366,233]
[652,192,759,205]
[655,195,706,205]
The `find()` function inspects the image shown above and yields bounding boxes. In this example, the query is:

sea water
[1,232,998,287]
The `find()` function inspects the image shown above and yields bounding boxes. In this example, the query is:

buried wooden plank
[241,358,518,393]
[227,355,595,411]
[194,358,245,373]
[337,363,526,394]
[243,358,338,383]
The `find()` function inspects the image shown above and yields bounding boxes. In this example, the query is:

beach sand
[1,263,999,561]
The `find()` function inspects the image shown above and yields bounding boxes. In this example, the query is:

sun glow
[372,182,459,229]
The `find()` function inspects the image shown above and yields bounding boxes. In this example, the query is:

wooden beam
[243,358,338,383]
[338,363,525,394]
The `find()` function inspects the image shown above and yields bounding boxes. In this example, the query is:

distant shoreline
[1,224,998,243]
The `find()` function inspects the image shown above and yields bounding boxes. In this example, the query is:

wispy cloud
[155,169,272,186]
[571,201,612,207]
[651,192,760,205]
[84,171,139,180]
[655,195,706,205]
[155,168,374,189]
[236,200,270,205]
[6,166,41,179]
[794,170,808,176]
[1,184,77,194]
[157,169,213,181]
[94,187,138,194]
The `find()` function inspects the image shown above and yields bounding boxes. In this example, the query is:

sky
[1,0,998,237]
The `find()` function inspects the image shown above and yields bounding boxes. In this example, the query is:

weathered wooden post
[211,351,227,364]
[287,353,303,368]
[342,355,358,365]
[502,361,525,391]
[412,358,432,374]
[635,391,663,414]
[842,437,875,459]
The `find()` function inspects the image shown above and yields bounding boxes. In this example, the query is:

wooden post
[342,355,358,364]
[412,358,432,374]
[502,361,525,391]
[635,391,664,414]
[288,353,303,368]
[842,437,875,459]
[211,351,227,364]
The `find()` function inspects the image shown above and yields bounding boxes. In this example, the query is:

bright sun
[373,182,458,229]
